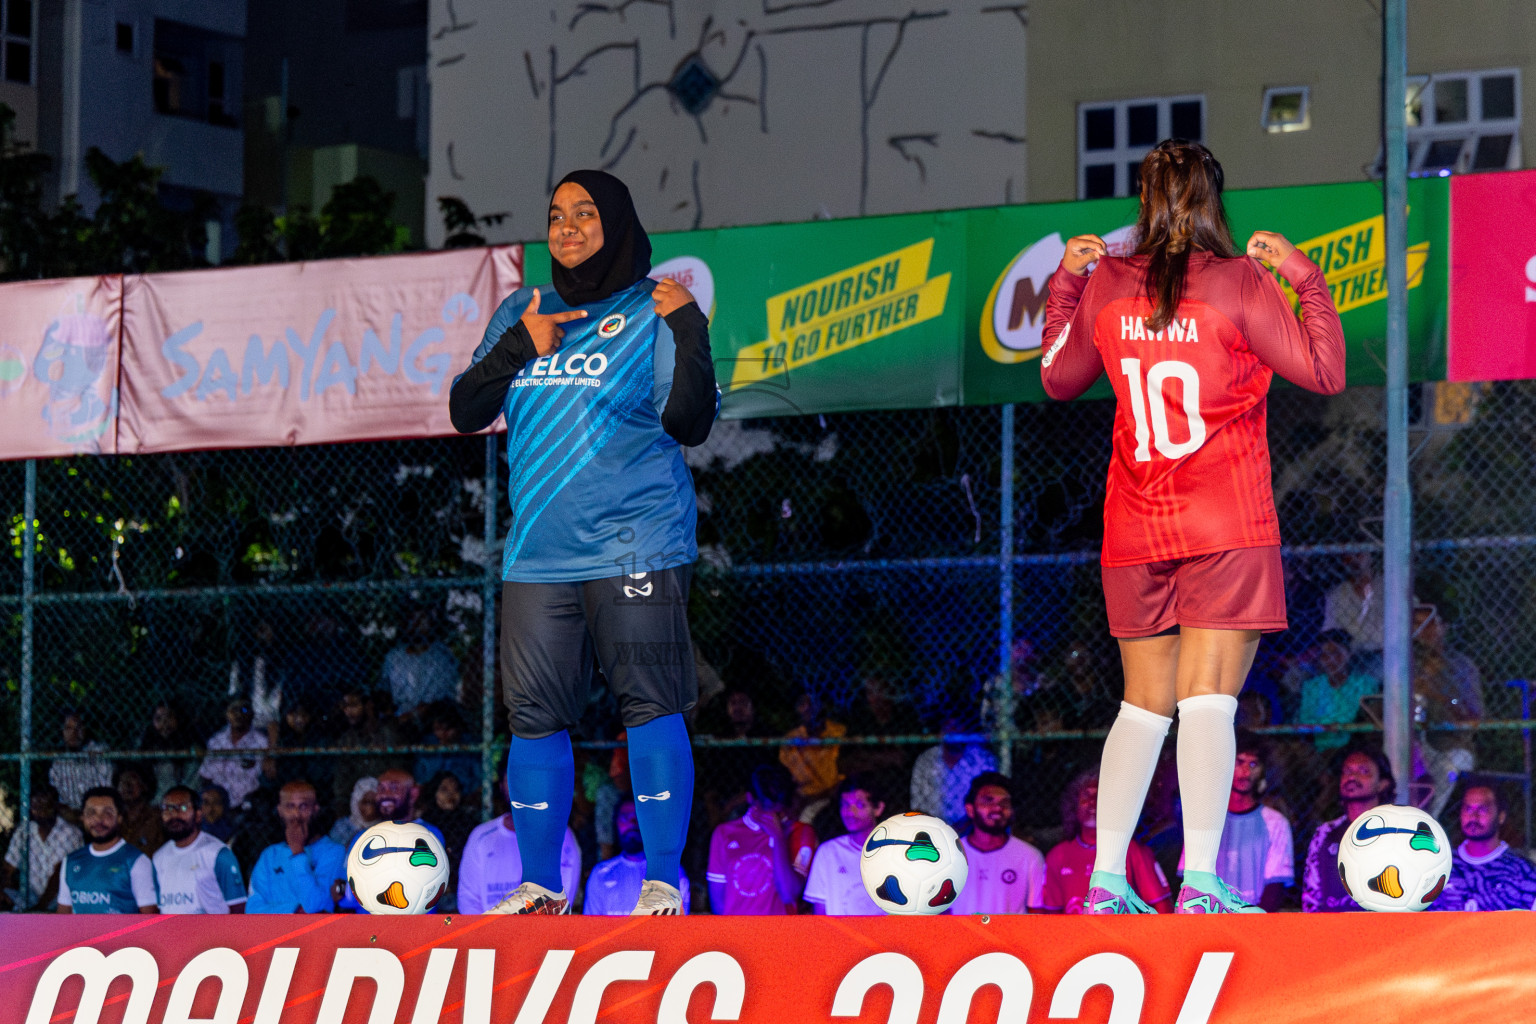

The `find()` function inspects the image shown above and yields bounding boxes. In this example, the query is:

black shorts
[500,565,697,739]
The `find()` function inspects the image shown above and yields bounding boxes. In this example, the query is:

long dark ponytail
[1133,139,1237,332]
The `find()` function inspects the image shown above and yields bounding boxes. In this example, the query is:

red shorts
[1101,546,1287,638]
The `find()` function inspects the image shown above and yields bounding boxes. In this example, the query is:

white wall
[426,0,1029,246]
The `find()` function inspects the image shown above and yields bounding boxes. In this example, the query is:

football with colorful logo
[1336,803,1452,912]
[346,821,451,915]
[859,812,968,915]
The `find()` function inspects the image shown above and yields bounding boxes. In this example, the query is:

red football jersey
[1042,250,1344,567]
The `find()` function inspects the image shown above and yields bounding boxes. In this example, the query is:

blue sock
[505,731,574,893]
[626,713,693,885]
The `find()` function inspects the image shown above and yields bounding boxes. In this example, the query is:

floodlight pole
[1382,0,1414,805]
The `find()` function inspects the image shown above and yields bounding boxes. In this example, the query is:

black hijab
[550,169,652,307]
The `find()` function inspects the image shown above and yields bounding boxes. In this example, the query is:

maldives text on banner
[7,913,1534,1024]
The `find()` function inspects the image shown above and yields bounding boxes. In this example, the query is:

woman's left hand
[1246,231,1296,268]
[652,277,697,317]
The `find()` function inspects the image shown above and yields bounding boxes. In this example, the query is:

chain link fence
[4,380,1536,911]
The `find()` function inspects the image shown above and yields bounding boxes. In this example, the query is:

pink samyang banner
[115,245,522,453]
[0,275,122,459]
[1449,169,1536,381]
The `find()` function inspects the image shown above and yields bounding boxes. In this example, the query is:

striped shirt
[1043,250,1344,566]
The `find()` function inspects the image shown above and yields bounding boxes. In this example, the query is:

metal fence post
[18,458,36,906]
[1382,0,1414,804]
[481,435,499,821]
[996,405,1016,774]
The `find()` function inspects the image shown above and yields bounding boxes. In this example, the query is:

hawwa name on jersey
[1121,316,1200,343]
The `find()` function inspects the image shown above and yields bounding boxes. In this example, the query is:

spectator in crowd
[275,700,332,797]
[414,703,481,797]
[198,784,235,842]
[419,771,479,911]
[1412,605,1484,816]
[335,768,446,912]
[842,674,920,778]
[227,788,283,878]
[151,785,247,914]
[910,715,998,826]
[699,687,774,832]
[56,787,158,914]
[199,698,274,810]
[803,774,888,916]
[1322,553,1385,662]
[285,608,365,723]
[584,797,691,915]
[1,782,80,911]
[383,606,461,726]
[113,763,166,856]
[707,765,817,915]
[1041,768,1172,914]
[594,739,633,862]
[329,776,381,848]
[332,688,410,816]
[49,711,113,825]
[1431,779,1536,912]
[1298,630,1380,752]
[779,691,847,822]
[139,702,198,799]
[1302,746,1394,913]
[949,772,1047,915]
[247,780,347,914]
[458,773,581,915]
[1187,734,1292,911]
[229,617,286,743]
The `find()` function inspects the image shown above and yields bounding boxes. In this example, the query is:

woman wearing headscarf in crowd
[328,776,380,847]
[1043,138,1345,914]
[418,770,480,912]
[450,170,718,916]
[139,701,199,800]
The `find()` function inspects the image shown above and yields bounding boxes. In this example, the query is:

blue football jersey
[469,279,706,583]
[60,839,157,913]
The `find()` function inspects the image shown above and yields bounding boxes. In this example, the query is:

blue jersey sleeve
[215,846,247,905]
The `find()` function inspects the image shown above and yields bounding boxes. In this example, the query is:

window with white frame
[1262,87,1310,133]
[1382,69,1520,177]
[2,0,33,85]
[1078,95,1204,199]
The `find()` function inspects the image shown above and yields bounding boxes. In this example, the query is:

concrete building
[36,0,246,253]
[243,0,428,244]
[1027,0,1531,201]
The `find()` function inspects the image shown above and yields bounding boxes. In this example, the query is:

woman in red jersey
[1041,139,1345,914]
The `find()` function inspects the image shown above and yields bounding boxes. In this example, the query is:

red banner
[3,912,1529,1024]
[1448,169,1536,382]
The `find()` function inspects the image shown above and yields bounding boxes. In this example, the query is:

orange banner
[4,912,1530,1023]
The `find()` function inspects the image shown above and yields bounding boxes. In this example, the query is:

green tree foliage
[437,195,507,249]
[236,176,410,263]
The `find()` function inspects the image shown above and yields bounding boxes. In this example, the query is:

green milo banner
[522,178,1448,419]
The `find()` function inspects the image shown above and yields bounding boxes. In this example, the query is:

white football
[859,812,968,915]
[1336,803,1453,912]
[346,820,451,915]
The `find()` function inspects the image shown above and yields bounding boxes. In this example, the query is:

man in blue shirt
[57,787,157,914]
[247,780,346,913]
[1432,779,1536,911]
[333,767,446,913]
[451,170,717,917]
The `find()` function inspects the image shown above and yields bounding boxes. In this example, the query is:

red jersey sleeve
[1241,251,1346,395]
[1041,264,1105,400]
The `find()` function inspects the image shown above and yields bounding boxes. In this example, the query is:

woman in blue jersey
[450,170,717,915]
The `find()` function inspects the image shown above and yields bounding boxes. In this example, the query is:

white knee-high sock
[1177,693,1239,876]
[1092,701,1173,877]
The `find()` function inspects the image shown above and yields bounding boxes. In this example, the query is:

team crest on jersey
[598,313,627,338]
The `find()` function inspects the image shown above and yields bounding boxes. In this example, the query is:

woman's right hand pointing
[518,287,588,356]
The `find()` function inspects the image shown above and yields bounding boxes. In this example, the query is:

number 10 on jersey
[1119,358,1207,462]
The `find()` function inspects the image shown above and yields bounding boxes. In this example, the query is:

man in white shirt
[910,717,998,825]
[949,772,1046,915]
[458,775,581,914]
[1,782,81,910]
[804,774,887,916]
[584,798,690,915]
[49,712,113,823]
[151,785,247,914]
[199,698,273,808]
[1184,734,1293,911]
